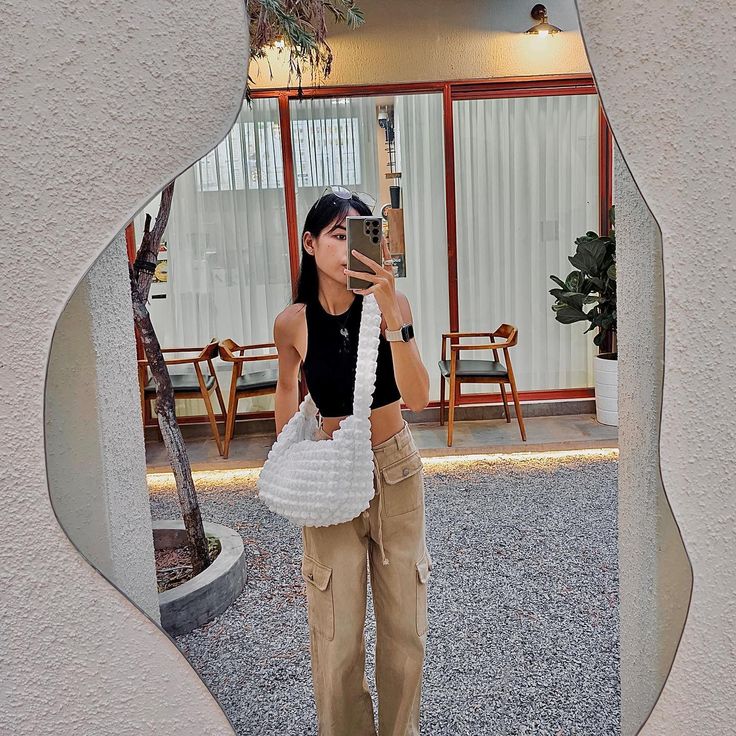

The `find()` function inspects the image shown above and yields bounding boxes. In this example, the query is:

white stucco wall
[3,0,735,732]
[578,1,736,733]
[46,233,161,620]
[614,146,692,734]
[0,1,248,733]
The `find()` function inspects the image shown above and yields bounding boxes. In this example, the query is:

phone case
[346,216,383,291]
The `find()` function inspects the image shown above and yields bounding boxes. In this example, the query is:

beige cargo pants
[301,418,432,736]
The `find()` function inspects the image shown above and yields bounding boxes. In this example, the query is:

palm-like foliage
[248,0,365,94]
[549,207,617,351]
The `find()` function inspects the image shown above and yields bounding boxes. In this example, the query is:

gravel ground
[148,451,619,736]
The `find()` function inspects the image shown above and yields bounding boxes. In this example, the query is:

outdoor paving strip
[149,454,619,736]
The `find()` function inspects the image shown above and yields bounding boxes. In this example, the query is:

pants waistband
[317,418,414,453]
[371,419,413,453]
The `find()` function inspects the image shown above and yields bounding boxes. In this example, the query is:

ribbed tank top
[302,293,401,418]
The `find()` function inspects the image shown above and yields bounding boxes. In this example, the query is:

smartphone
[346,215,383,291]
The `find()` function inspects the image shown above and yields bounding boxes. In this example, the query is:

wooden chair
[138,338,227,456]
[218,339,279,459]
[438,325,527,447]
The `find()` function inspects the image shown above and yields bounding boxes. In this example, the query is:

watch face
[401,324,414,341]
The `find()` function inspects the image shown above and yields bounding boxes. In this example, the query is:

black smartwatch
[385,323,414,342]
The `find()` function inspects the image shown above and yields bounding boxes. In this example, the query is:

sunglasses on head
[321,185,377,214]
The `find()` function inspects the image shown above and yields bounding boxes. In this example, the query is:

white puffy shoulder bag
[257,293,381,527]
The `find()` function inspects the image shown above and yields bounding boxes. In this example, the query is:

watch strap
[385,323,414,342]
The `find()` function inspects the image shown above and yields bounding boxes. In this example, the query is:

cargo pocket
[415,550,433,636]
[301,555,334,641]
[381,450,424,517]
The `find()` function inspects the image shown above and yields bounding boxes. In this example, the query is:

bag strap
[350,293,382,420]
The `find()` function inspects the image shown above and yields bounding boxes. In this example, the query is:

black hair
[292,193,373,306]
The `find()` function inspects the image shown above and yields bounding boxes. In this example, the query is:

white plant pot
[594,353,618,426]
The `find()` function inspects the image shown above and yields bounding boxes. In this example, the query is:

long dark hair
[292,193,373,306]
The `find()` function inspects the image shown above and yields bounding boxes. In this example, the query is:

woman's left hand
[344,237,402,325]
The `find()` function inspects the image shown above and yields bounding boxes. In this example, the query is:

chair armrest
[450,340,514,351]
[220,352,277,365]
[241,342,277,351]
[240,352,278,362]
[159,346,207,353]
[219,341,277,361]
[441,332,495,359]
[218,352,252,365]
[161,356,202,366]
[441,332,494,339]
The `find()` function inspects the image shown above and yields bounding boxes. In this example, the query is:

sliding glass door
[393,93,449,401]
[453,93,600,393]
[135,97,291,415]
[289,93,449,401]
[132,79,610,424]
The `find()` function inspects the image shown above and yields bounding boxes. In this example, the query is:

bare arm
[384,291,430,413]
[273,308,303,437]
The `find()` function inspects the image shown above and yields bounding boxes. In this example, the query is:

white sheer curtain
[393,93,449,403]
[289,96,379,229]
[453,94,599,393]
[135,98,291,415]
[289,94,448,404]
[135,92,599,421]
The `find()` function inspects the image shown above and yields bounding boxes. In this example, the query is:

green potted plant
[549,207,617,425]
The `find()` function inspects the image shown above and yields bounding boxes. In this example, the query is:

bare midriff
[319,399,404,447]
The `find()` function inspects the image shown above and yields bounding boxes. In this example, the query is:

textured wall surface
[46,234,161,620]
[0,1,248,733]
[615,146,691,734]
[614,145,662,731]
[578,1,736,733]
[3,0,733,731]
[250,0,590,88]
[45,273,115,580]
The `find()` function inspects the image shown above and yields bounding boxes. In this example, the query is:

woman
[272,190,432,736]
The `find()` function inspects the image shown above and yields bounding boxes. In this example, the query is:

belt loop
[394,422,405,450]
[396,419,410,451]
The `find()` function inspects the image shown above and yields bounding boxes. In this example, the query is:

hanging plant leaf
[247,0,366,94]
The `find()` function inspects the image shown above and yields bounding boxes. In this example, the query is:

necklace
[319,295,357,351]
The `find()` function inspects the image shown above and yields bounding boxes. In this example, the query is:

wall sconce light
[272,34,286,50]
[525,4,562,35]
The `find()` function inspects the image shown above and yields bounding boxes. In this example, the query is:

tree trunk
[130,181,210,576]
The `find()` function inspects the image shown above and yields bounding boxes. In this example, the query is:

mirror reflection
[46,2,641,734]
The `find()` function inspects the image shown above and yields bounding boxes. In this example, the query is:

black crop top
[302,293,402,418]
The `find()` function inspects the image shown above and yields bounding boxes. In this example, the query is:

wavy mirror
[43,1,690,734]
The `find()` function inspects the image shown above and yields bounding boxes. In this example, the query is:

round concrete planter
[153,520,246,637]
[594,352,618,426]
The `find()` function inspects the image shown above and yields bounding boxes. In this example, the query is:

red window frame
[127,73,611,423]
